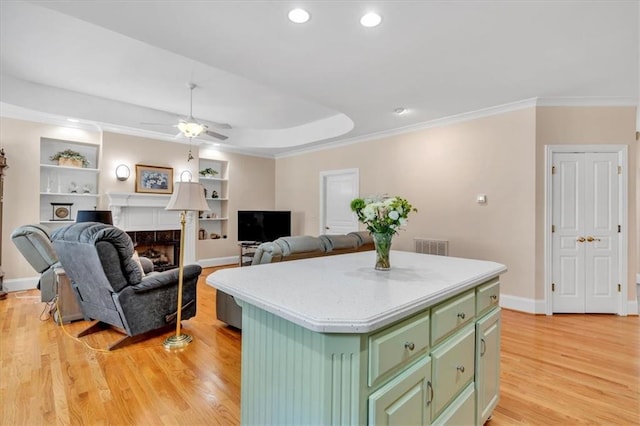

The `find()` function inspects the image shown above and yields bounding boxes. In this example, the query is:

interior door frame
[319,168,359,235]
[544,144,628,315]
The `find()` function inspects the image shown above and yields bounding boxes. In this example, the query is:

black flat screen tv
[238,210,291,243]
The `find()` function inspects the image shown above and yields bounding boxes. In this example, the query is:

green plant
[199,167,218,176]
[49,149,90,167]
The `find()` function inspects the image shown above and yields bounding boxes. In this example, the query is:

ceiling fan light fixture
[178,121,205,137]
[288,8,310,24]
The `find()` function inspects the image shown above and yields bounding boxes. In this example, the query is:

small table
[52,268,84,324]
[238,242,259,267]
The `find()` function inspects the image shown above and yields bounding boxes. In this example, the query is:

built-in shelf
[40,164,100,173]
[199,176,228,182]
[41,220,75,224]
[40,138,100,224]
[197,158,229,256]
[40,192,99,197]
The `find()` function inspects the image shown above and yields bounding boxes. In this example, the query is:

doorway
[545,145,628,315]
[319,168,359,235]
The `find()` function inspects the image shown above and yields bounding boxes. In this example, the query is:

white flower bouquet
[350,196,417,235]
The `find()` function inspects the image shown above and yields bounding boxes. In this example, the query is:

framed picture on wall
[135,164,173,194]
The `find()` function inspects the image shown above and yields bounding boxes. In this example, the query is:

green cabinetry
[238,278,502,425]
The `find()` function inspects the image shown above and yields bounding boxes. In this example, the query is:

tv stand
[238,242,260,267]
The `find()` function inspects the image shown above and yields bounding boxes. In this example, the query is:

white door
[552,152,619,313]
[320,169,359,235]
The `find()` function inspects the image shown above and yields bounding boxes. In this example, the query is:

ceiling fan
[142,83,231,141]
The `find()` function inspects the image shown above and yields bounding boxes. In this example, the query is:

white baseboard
[500,294,639,316]
[499,294,545,314]
[197,256,239,268]
[3,276,39,293]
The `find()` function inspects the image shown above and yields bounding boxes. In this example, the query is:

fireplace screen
[127,230,180,272]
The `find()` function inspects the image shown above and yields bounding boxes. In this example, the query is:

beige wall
[3,107,636,306]
[0,117,101,280]
[534,107,638,302]
[99,132,276,261]
[276,108,538,300]
[277,106,638,307]
[196,147,276,260]
[1,121,275,282]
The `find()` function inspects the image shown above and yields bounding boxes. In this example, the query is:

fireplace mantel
[106,192,197,264]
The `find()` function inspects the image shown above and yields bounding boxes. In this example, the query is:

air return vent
[414,238,449,256]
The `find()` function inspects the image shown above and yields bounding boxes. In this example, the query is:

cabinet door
[368,356,431,426]
[431,383,475,426]
[430,325,475,419]
[476,308,501,424]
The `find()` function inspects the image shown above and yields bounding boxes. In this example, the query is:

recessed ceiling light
[288,8,310,24]
[394,107,408,115]
[360,12,382,28]
[67,118,79,123]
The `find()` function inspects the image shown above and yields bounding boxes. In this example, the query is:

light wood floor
[1,268,638,425]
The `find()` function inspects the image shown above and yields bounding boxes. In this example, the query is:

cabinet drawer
[430,325,475,419]
[476,279,500,316]
[369,310,430,387]
[431,290,475,346]
[431,383,475,426]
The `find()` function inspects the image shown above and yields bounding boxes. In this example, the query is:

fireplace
[107,192,197,266]
[127,230,180,272]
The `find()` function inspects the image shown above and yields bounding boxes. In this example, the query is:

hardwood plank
[0,268,638,425]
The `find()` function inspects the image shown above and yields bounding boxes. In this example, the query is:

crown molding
[276,96,637,159]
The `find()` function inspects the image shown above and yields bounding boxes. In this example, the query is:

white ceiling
[1,1,638,157]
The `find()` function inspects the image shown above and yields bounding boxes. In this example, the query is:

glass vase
[372,232,393,270]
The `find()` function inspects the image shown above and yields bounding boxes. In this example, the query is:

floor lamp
[164,181,209,350]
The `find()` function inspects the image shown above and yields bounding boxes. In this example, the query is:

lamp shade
[166,181,210,212]
[76,210,114,225]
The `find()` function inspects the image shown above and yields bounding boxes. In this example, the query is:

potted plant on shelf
[50,149,90,168]
[199,167,218,178]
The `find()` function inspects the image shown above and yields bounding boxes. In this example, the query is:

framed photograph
[135,164,174,194]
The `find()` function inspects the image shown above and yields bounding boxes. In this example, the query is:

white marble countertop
[206,251,507,333]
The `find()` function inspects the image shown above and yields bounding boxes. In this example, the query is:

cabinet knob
[404,341,415,351]
[489,294,498,301]
[457,312,466,320]
[456,365,465,373]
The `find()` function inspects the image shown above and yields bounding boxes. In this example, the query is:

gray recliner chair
[51,222,202,350]
[11,224,59,302]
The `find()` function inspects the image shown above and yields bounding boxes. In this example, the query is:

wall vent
[414,238,449,256]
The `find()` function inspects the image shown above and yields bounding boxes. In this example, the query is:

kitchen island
[207,250,506,425]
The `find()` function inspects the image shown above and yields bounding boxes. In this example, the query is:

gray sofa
[216,231,374,329]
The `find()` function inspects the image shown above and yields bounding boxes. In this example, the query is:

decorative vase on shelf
[372,232,392,271]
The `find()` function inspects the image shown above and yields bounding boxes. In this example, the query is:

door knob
[325,226,330,229]
[576,236,586,243]
[586,236,601,242]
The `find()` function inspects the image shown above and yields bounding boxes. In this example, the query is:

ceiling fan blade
[204,130,229,141]
[209,121,232,130]
[140,122,176,127]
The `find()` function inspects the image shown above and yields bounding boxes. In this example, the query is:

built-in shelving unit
[197,158,229,241]
[40,138,100,225]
